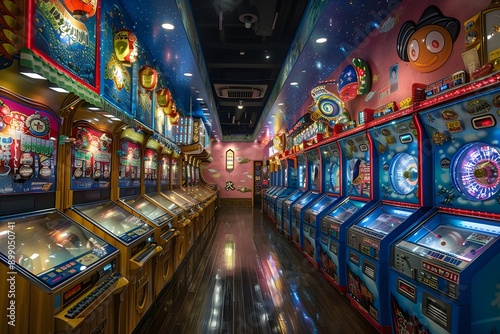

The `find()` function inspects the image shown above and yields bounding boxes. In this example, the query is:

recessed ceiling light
[240,51,245,55]
[184,72,193,77]
[162,23,174,30]
[316,37,327,43]
[21,71,46,80]
[290,82,298,86]
[48,86,69,93]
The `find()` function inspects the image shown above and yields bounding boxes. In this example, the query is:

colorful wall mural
[288,0,491,130]
[202,141,265,199]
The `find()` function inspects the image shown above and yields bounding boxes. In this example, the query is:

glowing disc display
[450,142,500,201]
[389,153,418,195]
[330,163,340,191]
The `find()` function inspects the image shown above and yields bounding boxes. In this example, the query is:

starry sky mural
[118,0,398,141]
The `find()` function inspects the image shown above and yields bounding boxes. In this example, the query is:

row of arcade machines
[0,93,217,334]
[264,84,500,334]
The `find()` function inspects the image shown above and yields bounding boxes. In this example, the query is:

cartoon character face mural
[397,6,460,73]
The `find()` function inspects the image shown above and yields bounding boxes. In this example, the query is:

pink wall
[290,0,492,126]
[201,141,265,198]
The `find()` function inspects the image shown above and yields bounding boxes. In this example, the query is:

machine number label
[422,261,459,283]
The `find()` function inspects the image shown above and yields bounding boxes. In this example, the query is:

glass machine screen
[327,199,367,225]
[75,201,151,239]
[404,213,500,263]
[120,196,172,226]
[309,196,337,213]
[0,211,116,288]
[356,205,415,235]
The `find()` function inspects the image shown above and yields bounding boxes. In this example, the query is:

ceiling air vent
[214,84,267,99]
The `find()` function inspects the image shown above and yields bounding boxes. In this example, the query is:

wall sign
[226,149,234,171]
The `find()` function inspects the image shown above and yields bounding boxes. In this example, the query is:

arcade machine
[265,160,286,215]
[63,114,161,334]
[161,152,201,251]
[389,86,500,334]
[117,136,179,298]
[282,153,308,238]
[181,156,209,236]
[270,157,298,224]
[290,149,323,251]
[263,158,280,214]
[302,141,343,268]
[0,93,128,334]
[342,114,431,333]
[145,150,191,269]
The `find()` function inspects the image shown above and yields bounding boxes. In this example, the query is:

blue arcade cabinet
[270,158,297,224]
[342,114,431,333]
[302,141,343,268]
[290,149,322,251]
[283,153,308,239]
[389,85,500,334]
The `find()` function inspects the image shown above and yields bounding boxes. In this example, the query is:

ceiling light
[237,100,243,110]
[278,102,284,106]
[48,83,69,93]
[240,51,245,55]
[290,82,298,86]
[20,71,46,80]
[184,72,193,77]
[316,37,327,43]
[162,23,174,30]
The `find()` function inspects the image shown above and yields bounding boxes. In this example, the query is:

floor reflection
[135,205,379,334]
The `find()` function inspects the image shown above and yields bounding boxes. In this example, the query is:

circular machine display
[450,142,500,201]
[389,153,418,195]
[330,163,340,191]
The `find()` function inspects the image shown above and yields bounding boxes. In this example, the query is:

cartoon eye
[408,39,420,62]
[425,31,445,54]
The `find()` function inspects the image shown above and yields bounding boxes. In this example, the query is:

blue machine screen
[405,213,500,262]
[357,205,414,235]
[327,199,367,224]
[288,191,305,202]
[310,196,337,212]
[297,193,318,206]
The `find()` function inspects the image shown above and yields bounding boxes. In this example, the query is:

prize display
[0,96,59,196]
[70,124,112,190]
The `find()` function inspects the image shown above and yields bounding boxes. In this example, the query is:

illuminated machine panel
[282,190,306,237]
[391,212,500,333]
[146,192,189,265]
[0,211,127,334]
[71,201,160,334]
[119,195,177,297]
[291,191,321,248]
[302,195,339,262]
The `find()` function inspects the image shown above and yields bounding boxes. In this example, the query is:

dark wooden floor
[135,205,379,334]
